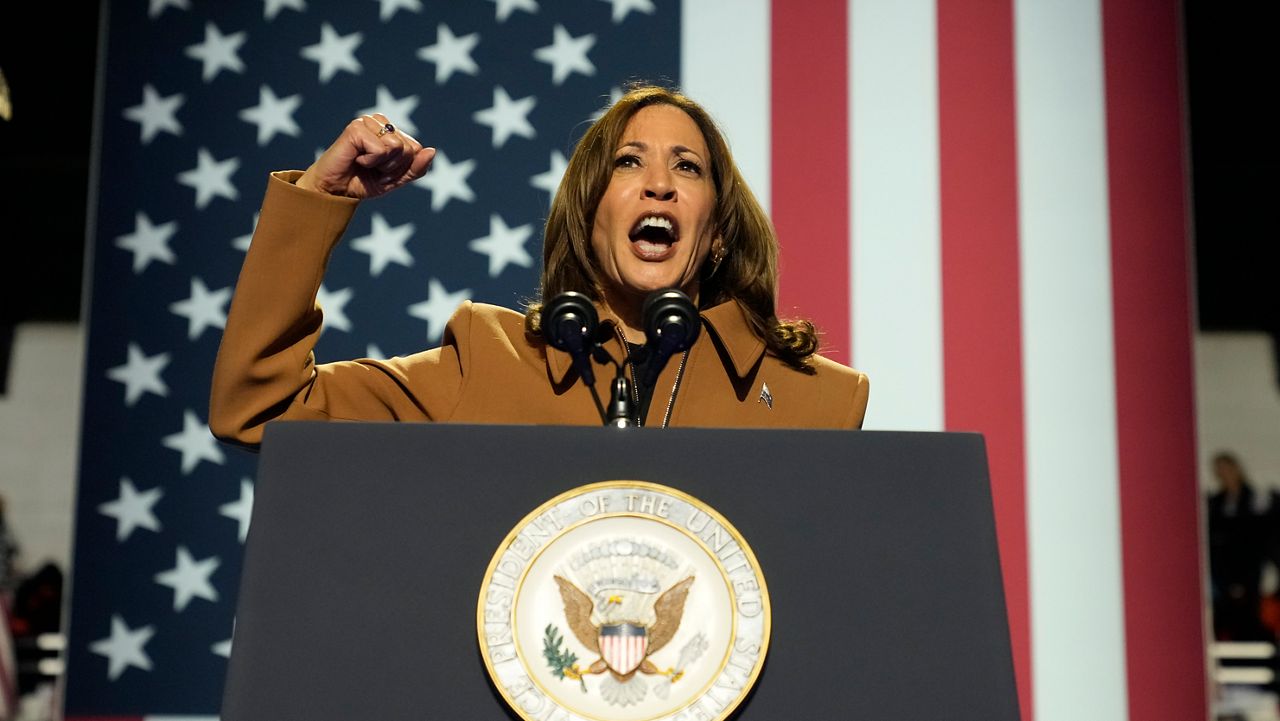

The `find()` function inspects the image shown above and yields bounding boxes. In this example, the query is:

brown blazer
[209,172,870,448]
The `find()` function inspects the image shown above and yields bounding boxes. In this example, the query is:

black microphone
[542,292,599,386]
[640,289,701,387]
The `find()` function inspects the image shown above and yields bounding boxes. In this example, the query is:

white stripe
[848,0,944,431]
[1015,1,1128,719]
[681,0,771,213]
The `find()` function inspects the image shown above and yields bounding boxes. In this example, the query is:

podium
[220,422,1020,720]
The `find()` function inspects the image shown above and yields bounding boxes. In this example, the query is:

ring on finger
[376,122,395,137]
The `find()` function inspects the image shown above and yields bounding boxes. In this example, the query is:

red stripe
[1101,0,1207,719]
[771,0,851,361]
[935,2,1031,719]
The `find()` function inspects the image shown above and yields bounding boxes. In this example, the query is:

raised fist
[296,113,435,199]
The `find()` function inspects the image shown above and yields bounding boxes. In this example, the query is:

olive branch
[543,624,586,692]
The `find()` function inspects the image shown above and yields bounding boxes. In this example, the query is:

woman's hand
[296,113,436,199]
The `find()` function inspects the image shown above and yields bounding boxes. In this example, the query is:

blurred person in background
[1207,451,1280,641]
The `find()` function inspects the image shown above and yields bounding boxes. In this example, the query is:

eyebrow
[616,141,704,158]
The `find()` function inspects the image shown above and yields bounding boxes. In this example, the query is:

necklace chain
[660,350,689,428]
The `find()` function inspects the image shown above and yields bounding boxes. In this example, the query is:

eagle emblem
[478,483,771,721]
[548,574,696,704]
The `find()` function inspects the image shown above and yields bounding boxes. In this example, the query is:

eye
[675,158,702,175]
[614,154,641,169]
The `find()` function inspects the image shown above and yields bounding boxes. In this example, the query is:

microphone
[542,292,599,386]
[640,289,701,387]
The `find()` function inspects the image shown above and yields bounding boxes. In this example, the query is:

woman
[209,85,869,448]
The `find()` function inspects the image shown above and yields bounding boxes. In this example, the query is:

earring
[708,245,727,277]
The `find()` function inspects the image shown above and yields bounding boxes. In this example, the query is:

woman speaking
[209,85,869,447]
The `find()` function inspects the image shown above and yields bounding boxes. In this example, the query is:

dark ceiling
[0,1,1272,331]
[1184,1,1277,334]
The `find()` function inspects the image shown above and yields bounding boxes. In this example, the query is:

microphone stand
[605,375,637,428]
[545,289,694,429]
[602,349,637,428]
[553,323,633,428]
[594,288,701,429]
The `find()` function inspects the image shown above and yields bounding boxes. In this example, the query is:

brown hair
[526,83,818,366]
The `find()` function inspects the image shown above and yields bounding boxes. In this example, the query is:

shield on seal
[599,623,648,675]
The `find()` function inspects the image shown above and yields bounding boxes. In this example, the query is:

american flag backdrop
[67,0,1204,720]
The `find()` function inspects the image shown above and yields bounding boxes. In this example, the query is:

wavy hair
[525,84,818,366]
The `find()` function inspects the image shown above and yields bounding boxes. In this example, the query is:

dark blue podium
[220,422,1019,720]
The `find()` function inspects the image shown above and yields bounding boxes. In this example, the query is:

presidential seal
[477,481,770,721]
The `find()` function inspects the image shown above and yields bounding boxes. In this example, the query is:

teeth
[639,216,673,232]
[632,215,676,240]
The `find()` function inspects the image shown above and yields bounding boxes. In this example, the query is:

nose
[643,167,676,201]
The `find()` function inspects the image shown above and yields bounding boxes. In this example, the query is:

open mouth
[628,213,680,259]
